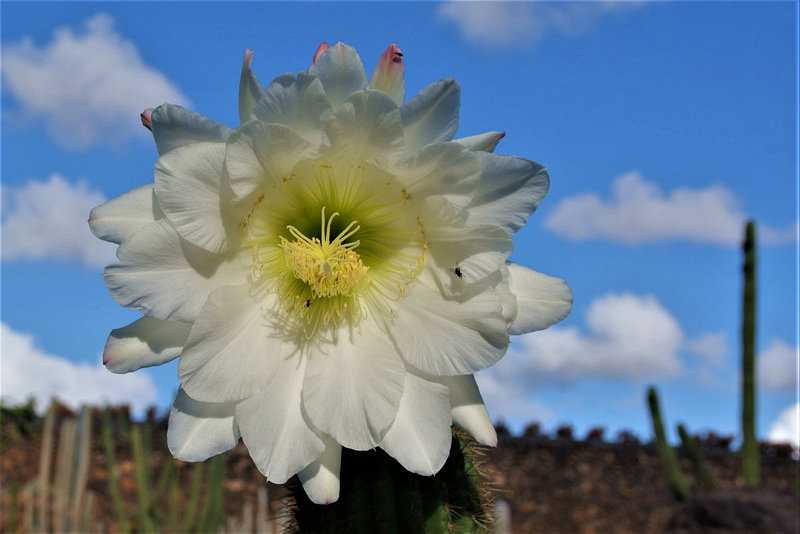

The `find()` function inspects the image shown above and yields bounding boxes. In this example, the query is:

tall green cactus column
[741,221,759,486]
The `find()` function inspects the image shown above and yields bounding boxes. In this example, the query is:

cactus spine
[677,424,718,491]
[289,425,494,533]
[647,387,689,501]
[741,220,759,486]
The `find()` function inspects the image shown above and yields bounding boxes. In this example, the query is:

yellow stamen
[281,208,371,298]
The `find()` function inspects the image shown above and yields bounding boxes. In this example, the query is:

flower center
[281,208,370,298]
[239,160,427,337]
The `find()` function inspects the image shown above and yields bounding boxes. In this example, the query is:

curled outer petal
[103,219,248,323]
[302,321,406,450]
[252,71,331,146]
[154,142,237,253]
[310,42,367,110]
[324,90,404,165]
[439,375,497,447]
[239,49,264,124]
[505,263,573,335]
[380,372,452,475]
[89,184,164,245]
[454,131,505,153]
[150,103,232,156]
[103,316,191,374]
[236,357,325,484]
[298,436,342,504]
[393,280,509,377]
[462,152,550,238]
[178,285,281,403]
[168,388,240,462]
[399,78,460,160]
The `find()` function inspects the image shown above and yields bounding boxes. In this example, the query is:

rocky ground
[1,404,797,533]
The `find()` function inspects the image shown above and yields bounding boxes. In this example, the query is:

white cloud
[767,403,798,448]
[482,292,684,388]
[0,322,157,415]
[758,340,798,392]
[477,292,690,430]
[1,174,116,267]
[526,292,684,381]
[475,369,555,430]
[1,13,189,150]
[437,1,640,49]
[687,332,728,367]
[545,172,797,246]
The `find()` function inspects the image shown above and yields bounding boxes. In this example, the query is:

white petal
[368,43,405,106]
[397,142,480,211]
[236,357,325,484]
[104,219,248,322]
[298,436,342,505]
[506,263,573,335]
[380,373,451,475]
[462,152,549,237]
[453,131,505,153]
[168,388,240,462]
[89,184,164,245]
[309,42,368,110]
[439,375,497,447]
[394,281,509,376]
[103,316,191,374]
[496,264,519,328]
[252,71,331,146]
[324,90,404,165]
[400,78,460,160]
[419,197,512,295]
[154,142,235,253]
[179,285,281,402]
[239,49,263,124]
[225,121,315,201]
[151,103,232,156]
[302,322,405,450]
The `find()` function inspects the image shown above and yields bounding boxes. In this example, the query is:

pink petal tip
[310,42,330,69]
[140,109,154,131]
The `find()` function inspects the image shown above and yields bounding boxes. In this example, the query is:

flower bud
[369,43,405,105]
[454,131,506,153]
[140,108,154,131]
[310,42,330,69]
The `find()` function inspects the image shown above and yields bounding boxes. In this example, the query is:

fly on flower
[89,42,572,504]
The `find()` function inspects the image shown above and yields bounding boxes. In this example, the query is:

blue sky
[1,1,797,447]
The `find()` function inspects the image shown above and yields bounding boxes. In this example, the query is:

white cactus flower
[90,42,572,505]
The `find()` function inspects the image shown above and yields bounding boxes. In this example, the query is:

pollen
[281,208,371,298]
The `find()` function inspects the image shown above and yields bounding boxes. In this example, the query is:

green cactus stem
[130,423,156,533]
[741,220,760,486]
[184,460,206,532]
[37,403,55,533]
[102,408,130,534]
[647,387,689,501]
[677,424,718,492]
[197,454,225,533]
[289,425,495,533]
